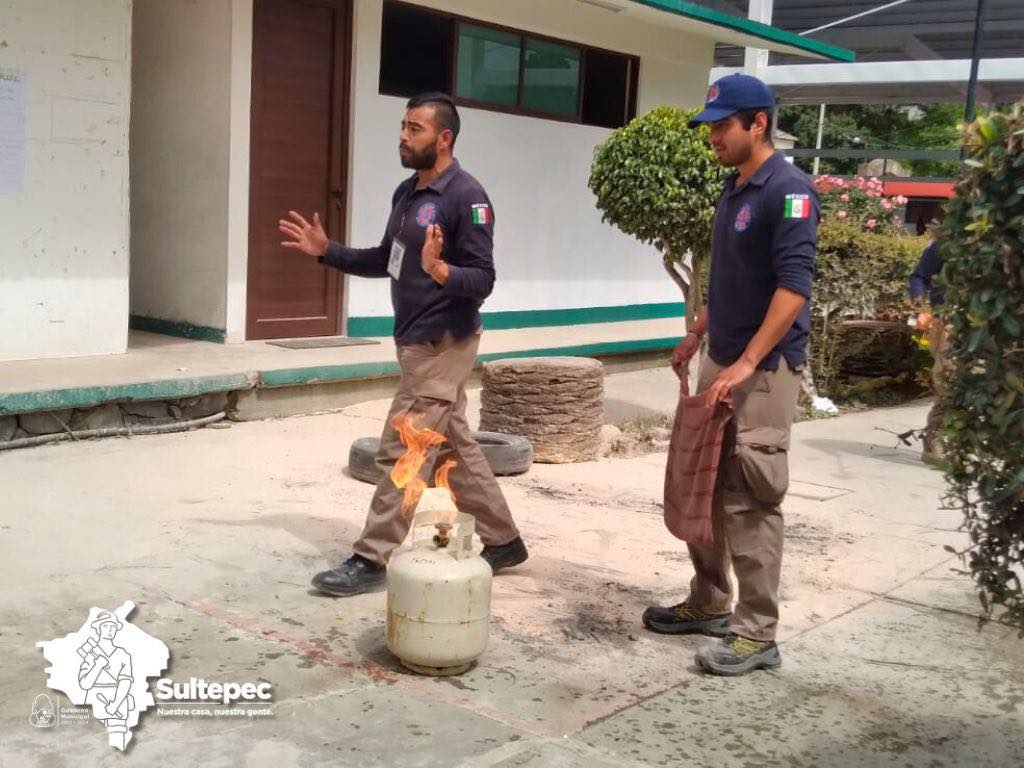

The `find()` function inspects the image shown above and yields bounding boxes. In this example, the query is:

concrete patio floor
[1,369,1021,767]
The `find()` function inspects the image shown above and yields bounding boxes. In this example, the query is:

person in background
[909,234,947,464]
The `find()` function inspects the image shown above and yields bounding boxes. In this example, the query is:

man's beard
[719,141,752,168]
[400,143,438,170]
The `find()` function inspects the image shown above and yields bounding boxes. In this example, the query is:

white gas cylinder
[385,488,492,676]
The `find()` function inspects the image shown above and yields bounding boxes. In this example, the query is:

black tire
[347,431,533,485]
[347,436,385,484]
[473,431,534,476]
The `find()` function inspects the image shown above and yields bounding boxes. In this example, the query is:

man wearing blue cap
[643,74,818,676]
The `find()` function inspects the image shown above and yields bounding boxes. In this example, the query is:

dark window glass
[522,38,581,117]
[379,3,638,128]
[582,49,631,129]
[456,23,521,107]
[379,3,454,97]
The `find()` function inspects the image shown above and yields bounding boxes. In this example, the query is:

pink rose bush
[813,175,908,235]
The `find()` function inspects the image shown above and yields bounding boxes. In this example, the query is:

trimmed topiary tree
[939,103,1024,630]
[589,106,724,329]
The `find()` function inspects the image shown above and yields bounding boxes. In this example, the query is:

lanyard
[395,188,423,237]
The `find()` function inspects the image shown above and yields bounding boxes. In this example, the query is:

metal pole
[964,0,988,122]
[813,103,826,176]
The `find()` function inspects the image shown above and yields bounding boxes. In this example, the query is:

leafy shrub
[811,222,929,396]
[939,103,1024,629]
[589,107,724,326]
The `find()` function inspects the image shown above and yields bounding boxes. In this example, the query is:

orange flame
[434,459,458,503]
[389,413,457,515]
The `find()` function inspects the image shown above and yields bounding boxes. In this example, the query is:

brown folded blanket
[663,373,733,548]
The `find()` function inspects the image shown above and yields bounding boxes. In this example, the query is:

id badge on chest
[388,239,406,281]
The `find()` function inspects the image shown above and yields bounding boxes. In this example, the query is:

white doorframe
[225,0,254,343]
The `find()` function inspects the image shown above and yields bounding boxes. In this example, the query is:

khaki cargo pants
[923,320,951,456]
[685,355,802,642]
[352,332,520,566]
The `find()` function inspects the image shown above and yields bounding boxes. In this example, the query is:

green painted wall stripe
[260,360,402,388]
[259,336,681,389]
[0,374,253,416]
[487,302,683,330]
[130,315,226,344]
[348,302,686,338]
[346,316,394,338]
[630,0,855,62]
[478,336,681,363]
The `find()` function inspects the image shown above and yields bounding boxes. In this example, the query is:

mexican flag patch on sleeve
[784,194,811,219]
[471,203,492,225]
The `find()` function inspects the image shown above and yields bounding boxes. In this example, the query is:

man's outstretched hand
[279,211,328,257]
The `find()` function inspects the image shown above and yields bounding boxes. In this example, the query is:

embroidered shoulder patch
[784,194,811,219]
[471,203,491,225]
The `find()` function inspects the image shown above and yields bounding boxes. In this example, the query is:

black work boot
[480,537,529,573]
[642,602,731,637]
[311,555,385,597]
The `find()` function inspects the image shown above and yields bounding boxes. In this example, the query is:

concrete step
[0,320,686,441]
[230,347,675,421]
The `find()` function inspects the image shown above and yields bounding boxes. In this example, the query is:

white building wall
[345,0,714,326]
[129,0,233,334]
[0,0,132,362]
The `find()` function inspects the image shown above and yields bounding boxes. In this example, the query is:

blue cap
[688,73,775,128]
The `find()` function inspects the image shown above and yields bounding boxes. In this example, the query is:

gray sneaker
[642,602,731,637]
[696,633,781,676]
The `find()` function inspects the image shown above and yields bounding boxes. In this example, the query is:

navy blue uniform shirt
[707,152,818,371]
[908,240,944,307]
[319,160,496,343]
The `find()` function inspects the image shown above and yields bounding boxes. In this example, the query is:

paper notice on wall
[0,67,27,195]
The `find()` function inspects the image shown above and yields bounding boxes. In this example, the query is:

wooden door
[247,0,351,340]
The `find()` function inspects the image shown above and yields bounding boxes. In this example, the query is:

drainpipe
[0,412,228,452]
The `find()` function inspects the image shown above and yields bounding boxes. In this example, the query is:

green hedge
[810,222,929,397]
[939,103,1024,629]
